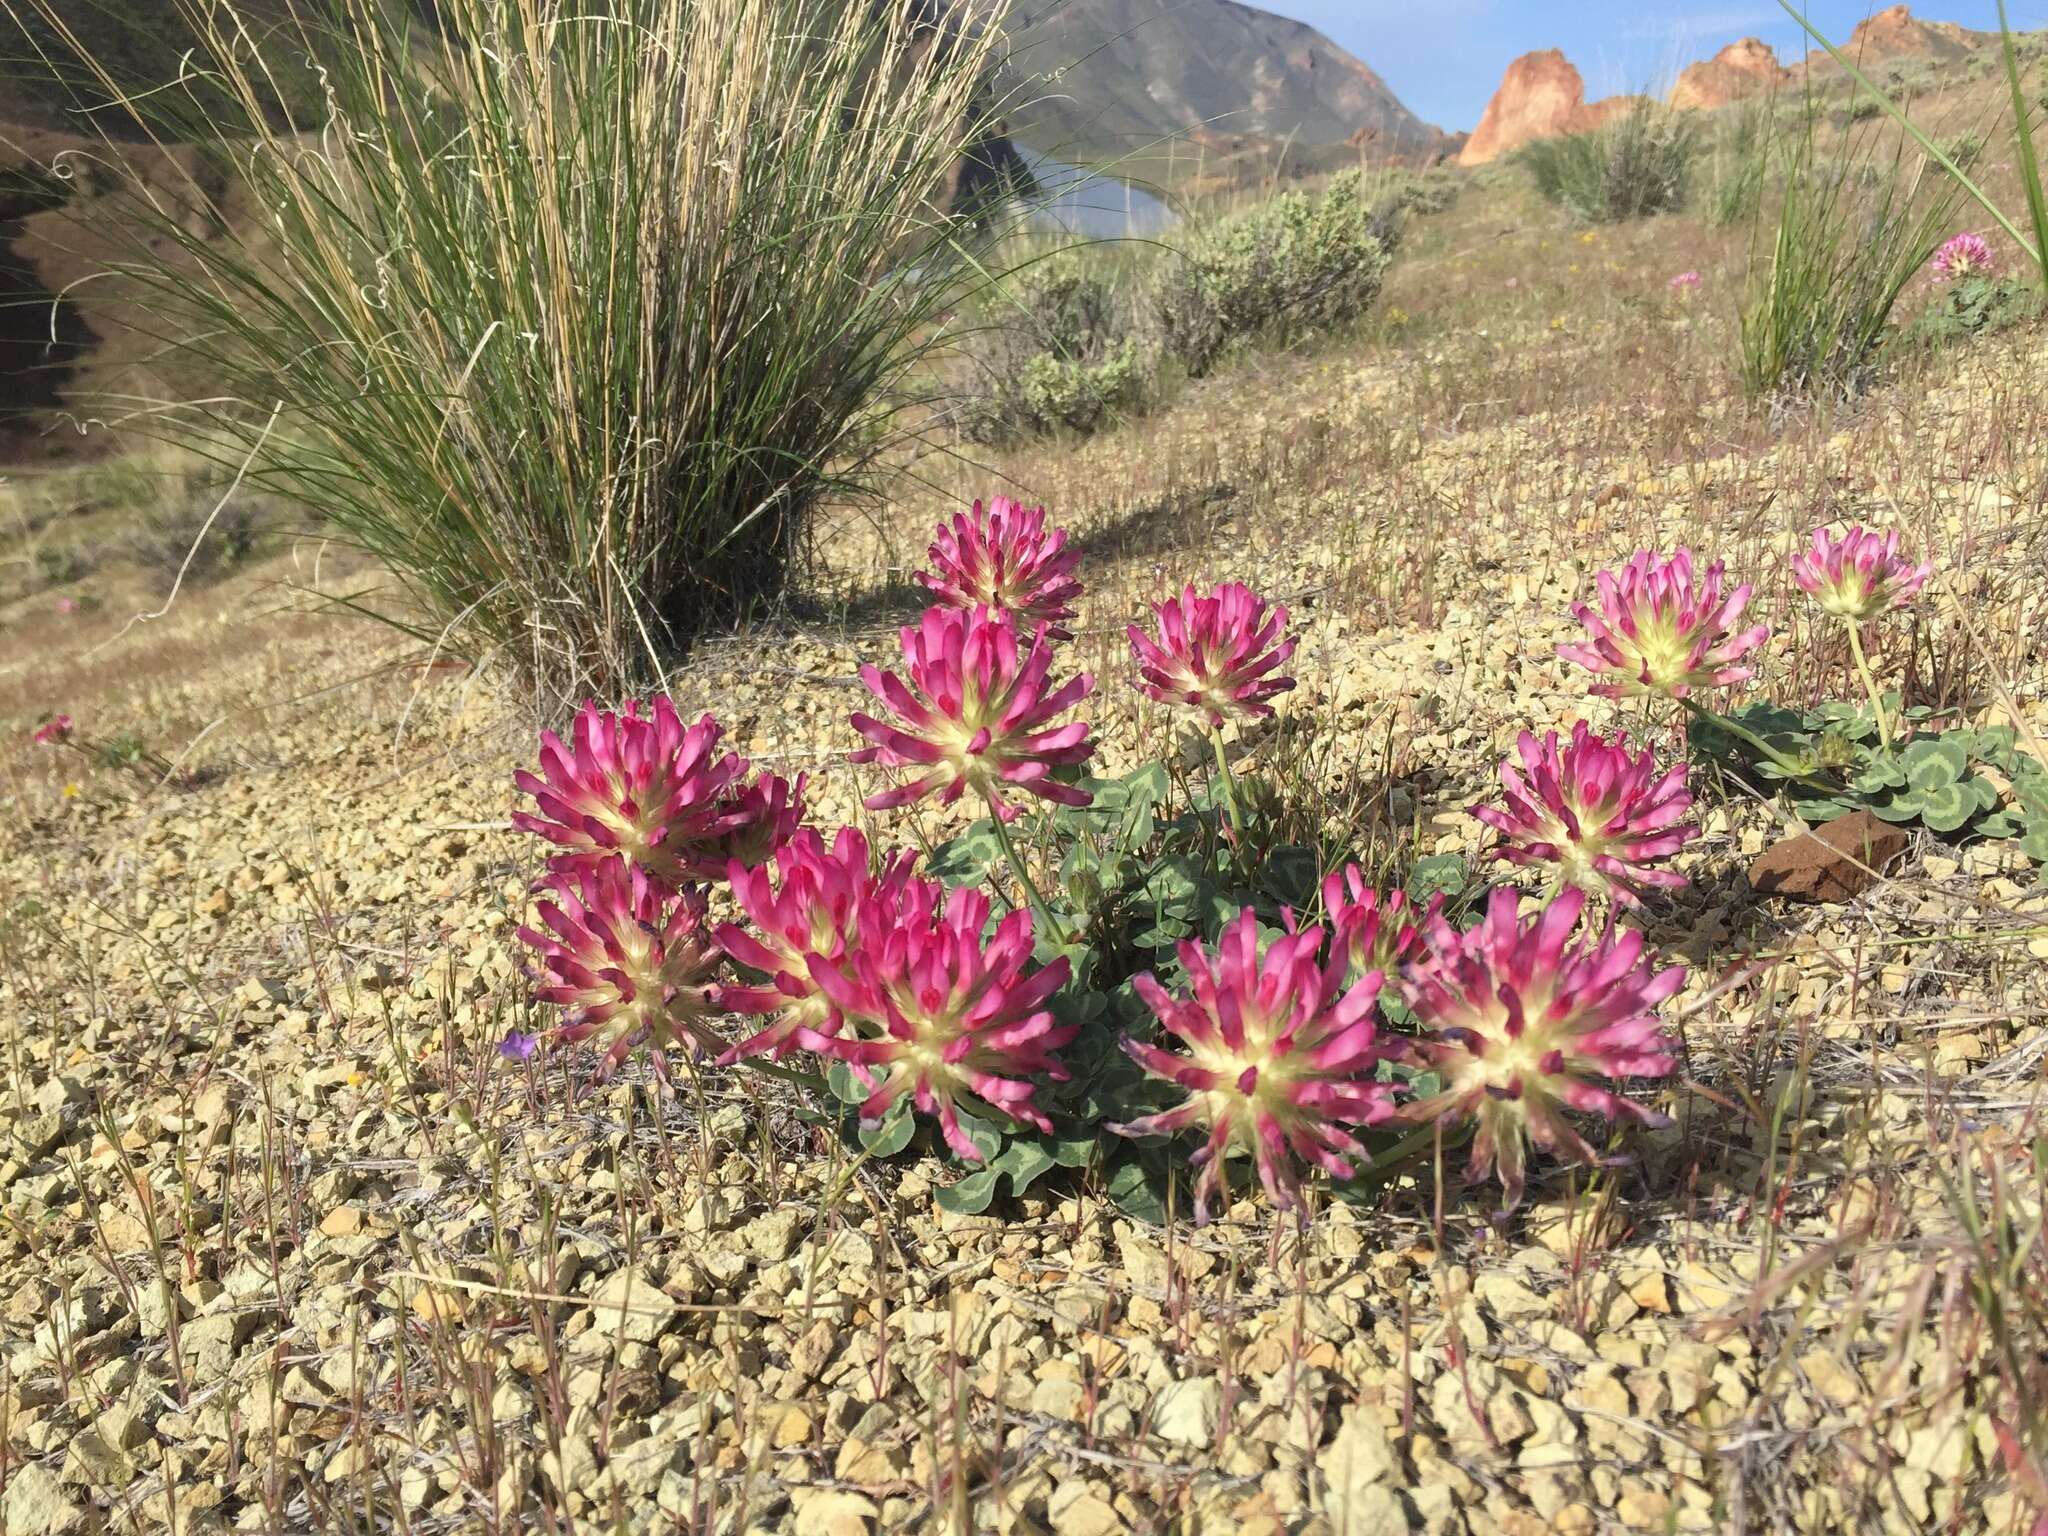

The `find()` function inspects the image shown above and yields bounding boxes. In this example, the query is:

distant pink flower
[53,596,78,615]
[1504,277,1520,289]
[1931,232,1993,280]
[1790,525,1931,621]
[1112,908,1397,1223]
[1321,866,1439,980]
[515,858,724,1079]
[851,605,1093,822]
[513,700,755,884]
[1129,582,1296,729]
[919,497,1083,640]
[1473,724,1695,907]
[803,884,1074,1160]
[1402,887,1682,1206]
[715,827,920,1062]
[32,714,74,747]
[1559,549,1768,700]
[1669,271,1702,294]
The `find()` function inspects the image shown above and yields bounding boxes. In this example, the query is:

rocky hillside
[1459,3,1991,165]
[1000,0,1452,170]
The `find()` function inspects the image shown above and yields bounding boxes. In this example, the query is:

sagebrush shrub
[1153,170,1390,378]
[961,255,1143,443]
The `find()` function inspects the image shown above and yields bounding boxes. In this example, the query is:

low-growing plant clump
[501,490,2002,1225]
[1153,170,1391,378]
[1523,99,1698,224]
[959,255,1145,444]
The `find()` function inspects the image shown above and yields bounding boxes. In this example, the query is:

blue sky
[1269,3,2048,131]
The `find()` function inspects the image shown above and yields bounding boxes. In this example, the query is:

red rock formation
[1668,37,1789,112]
[1457,51,1638,167]
[1812,3,1981,69]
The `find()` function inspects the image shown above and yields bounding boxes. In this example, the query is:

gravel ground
[3,308,2046,1535]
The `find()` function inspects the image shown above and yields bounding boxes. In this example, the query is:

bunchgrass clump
[16,0,1013,708]
[1737,110,1965,401]
[1522,100,1698,224]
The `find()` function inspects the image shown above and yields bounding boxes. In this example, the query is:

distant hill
[998,0,1454,176]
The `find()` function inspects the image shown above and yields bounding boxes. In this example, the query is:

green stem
[1208,726,1245,838]
[986,803,1068,946]
[1678,695,1833,790]
[1844,620,1892,750]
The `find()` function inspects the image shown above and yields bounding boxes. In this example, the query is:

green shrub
[961,256,1143,443]
[1393,172,1461,216]
[1738,119,1965,401]
[19,0,1007,707]
[1152,171,1390,378]
[1522,101,1698,223]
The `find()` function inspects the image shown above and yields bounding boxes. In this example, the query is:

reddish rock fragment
[1746,810,1907,902]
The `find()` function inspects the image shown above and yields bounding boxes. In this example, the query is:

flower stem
[986,803,1068,946]
[1844,620,1891,750]
[1677,695,1831,790]
[1208,726,1245,839]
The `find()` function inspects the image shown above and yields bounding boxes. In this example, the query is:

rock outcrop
[1460,8,1987,167]
[1810,3,1982,70]
[1668,37,1789,112]
[1457,51,1638,167]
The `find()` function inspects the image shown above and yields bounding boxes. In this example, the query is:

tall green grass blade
[1996,0,2048,286]
[1778,0,2042,270]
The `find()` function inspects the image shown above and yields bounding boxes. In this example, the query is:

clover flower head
[1113,908,1396,1223]
[1668,271,1703,293]
[851,605,1094,822]
[1128,582,1297,729]
[715,770,808,871]
[32,714,74,747]
[714,827,919,1062]
[1473,724,1695,907]
[803,883,1074,1160]
[515,857,723,1079]
[512,699,756,883]
[1402,887,1682,1206]
[1558,549,1768,700]
[1931,232,1993,280]
[919,497,1083,639]
[1789,525,1931,621]
[1320,866,1439,981]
